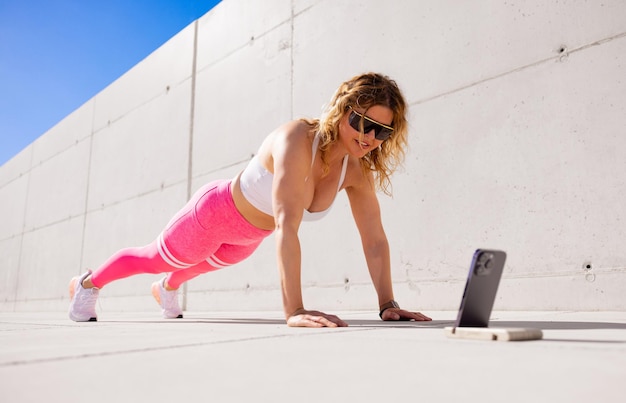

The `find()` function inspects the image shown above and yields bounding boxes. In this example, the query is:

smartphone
[454,249,507,328]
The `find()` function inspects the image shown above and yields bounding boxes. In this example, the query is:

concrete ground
[1,310,624,403]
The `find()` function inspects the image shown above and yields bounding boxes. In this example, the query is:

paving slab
[1,310,625,403]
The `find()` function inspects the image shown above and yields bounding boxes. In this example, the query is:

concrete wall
[1,0,625,314]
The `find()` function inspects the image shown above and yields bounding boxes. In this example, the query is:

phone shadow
[488,320,626,330]
[344,319,626,344]
[375,319,626,331]
[343,319,455,328]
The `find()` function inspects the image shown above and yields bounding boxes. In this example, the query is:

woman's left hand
[287,309,349,327]
[381,308,432,321]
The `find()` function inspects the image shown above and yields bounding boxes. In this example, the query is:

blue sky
[0,0,221,166]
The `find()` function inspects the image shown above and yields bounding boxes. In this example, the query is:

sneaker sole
[69,314,97,322]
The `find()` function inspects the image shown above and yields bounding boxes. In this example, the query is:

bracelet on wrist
[379,300,400,319]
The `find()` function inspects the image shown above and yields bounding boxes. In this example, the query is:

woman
[69,72,432,327]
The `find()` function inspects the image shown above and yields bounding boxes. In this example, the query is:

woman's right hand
[287,309,348,328]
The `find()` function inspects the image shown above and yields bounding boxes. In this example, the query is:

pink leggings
[90,179,273,289]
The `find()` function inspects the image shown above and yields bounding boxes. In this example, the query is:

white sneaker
[151,278,183,319]
[69,271,99,322]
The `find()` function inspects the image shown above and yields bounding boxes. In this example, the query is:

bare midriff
[230,172,276,231]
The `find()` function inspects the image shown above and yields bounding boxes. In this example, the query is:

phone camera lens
[475,253,495,276]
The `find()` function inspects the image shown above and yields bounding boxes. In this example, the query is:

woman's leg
[70,179,272,321]
[89,179,272,289]
[88,242,178,288]
[87,182,220,288]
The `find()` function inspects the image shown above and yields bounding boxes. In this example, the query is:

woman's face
[338,104,394,157]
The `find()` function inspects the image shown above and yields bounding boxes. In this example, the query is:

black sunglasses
[348,107,394,141]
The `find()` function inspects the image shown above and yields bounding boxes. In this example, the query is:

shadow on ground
[102,317,626,331]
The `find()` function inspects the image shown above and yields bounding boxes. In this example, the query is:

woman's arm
[270,123,347,327]
[271,124,307,318]
[346,170,431,321]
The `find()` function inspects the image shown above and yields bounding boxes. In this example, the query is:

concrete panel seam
[12,143,34,311]
[503,267,626,279]
[78,98,97,275]
[186,279,366,294]
[0,172,26,192]
[182,21,199,311]
[1,180,189,242]
[0,139,93,192]
[196,18,292,75]
[2,213,85,242]
[0,233,21,243]
[189,284,280,293]
[191,157,251,181]
[293,2,317,18]
[187,20,199,201]
[92,77,193,135]
[403,266,626,284]
[410,30,626,107]
[87,179,188,212]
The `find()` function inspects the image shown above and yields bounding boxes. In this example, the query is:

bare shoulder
[258,120,315,173]
[276,120,314,145]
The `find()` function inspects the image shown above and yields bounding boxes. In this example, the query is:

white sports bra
[239,135,349,221]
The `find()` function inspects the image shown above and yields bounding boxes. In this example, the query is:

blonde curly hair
[306,73,409,196]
